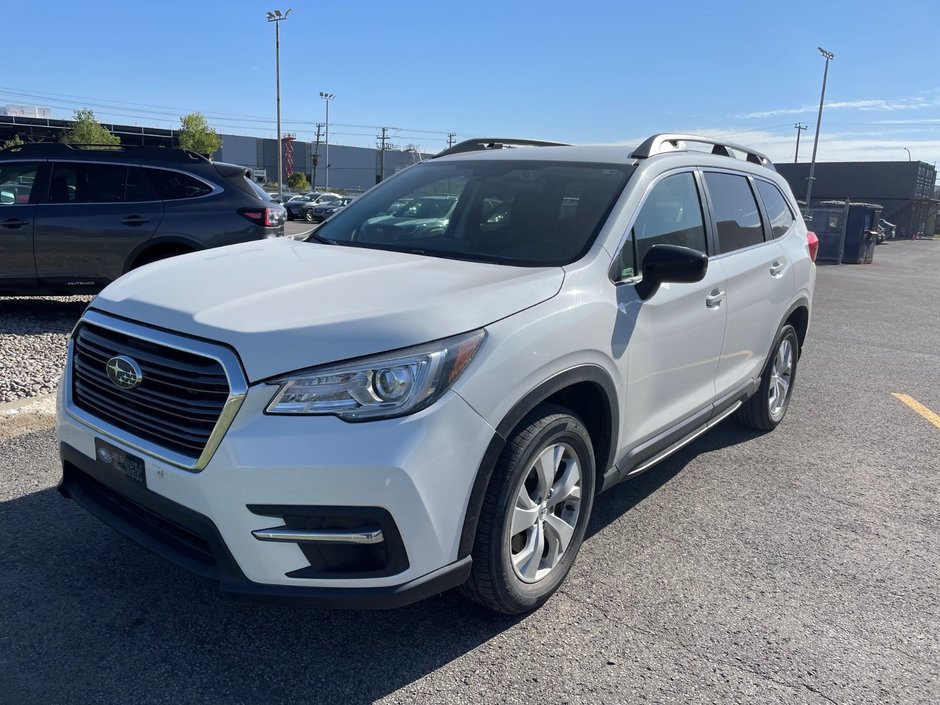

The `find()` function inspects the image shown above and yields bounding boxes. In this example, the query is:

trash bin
[842,202,883,264]
[801,202,847,263]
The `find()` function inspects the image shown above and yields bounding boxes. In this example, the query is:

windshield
[311,160,632,266]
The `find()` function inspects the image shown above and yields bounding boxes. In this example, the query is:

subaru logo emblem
[97,447,113,464]
[106,355,143,390]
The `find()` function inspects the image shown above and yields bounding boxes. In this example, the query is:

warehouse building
[776,161,938,239]
[1,113,425,193]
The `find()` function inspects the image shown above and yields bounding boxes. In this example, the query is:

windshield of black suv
[309,159,633,266]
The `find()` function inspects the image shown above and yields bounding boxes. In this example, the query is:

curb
[0,392,58,416]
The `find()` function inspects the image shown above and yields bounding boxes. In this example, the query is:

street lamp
[903,147,912,162]
[266,8,292,199]
[320,92,335,189]
[805,46,834,205]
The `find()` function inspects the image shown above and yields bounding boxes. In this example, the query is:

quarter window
[49,162,127,204]
[146,168,213,200]
[628,172,707,275]
[755,180,795,239]
[704,172,764,254]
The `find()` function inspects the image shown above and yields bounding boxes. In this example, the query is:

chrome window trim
[65,309,248,472]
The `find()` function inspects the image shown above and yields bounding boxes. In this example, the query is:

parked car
[285,191,340,220]
[358,194,458,238]
[0,142,285,295]
[304,196,355,223]
[57,134,816,614]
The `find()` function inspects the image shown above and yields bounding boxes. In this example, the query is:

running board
[625,401,742,477]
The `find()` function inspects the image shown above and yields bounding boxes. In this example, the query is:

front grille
[71,322,230,461]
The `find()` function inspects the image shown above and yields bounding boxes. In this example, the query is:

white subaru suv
[57,134,817,614]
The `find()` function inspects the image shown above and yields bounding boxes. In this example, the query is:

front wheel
[461,404,595,614]
[736,324,799,431]
[304,209,316,223]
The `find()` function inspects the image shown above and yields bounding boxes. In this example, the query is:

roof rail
[630,134,775,171]
[0,142,210,163]
[434,137,571,158]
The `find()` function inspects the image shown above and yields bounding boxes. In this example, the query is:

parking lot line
[892,393,940,430]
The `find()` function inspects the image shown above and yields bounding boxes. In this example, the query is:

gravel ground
[0,296,91,403]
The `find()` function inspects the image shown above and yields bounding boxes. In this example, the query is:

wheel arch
[457,365,619,560]
[125,236,203,272]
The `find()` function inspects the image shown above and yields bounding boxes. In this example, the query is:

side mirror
[635,244,708,300]
[0,190,14,205]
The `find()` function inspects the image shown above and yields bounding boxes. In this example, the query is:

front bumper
[57,383,495,607]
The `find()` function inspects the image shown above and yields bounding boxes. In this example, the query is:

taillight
[806,231,819,263]
[238,206,284,227]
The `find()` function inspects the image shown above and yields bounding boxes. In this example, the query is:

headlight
[265,329,485,419]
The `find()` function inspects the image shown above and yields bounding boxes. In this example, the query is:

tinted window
[49,162,127,203]
[125,167,159,202]
[0,162,39,205]
[704,173,764,254]
[146,168,213,200]
[755,180,795,239]
[314,160,631,266]
[629,172,707,273]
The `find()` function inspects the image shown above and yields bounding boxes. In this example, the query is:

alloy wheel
[768,337,793,420]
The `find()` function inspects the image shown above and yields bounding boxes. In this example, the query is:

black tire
[736,324,799,431]
[460,403,596,614]
[132,246,194,269]
[304,209,316,223]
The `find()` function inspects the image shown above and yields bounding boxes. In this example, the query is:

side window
[0,162,39,205]
[146,168,213,200]
[124,167,159,202]
[755,180,795,239]
[629,172,707,274]
[49,162,128,204]
[703,172,764,254]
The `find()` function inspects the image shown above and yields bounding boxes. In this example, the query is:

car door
[701,170,791,401]
[611,170,728,458]
[0,159,45,289]
[33,161,163,290]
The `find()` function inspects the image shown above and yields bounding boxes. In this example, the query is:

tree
[61,108,120,147]
[1,135,24,150]
[178,112,222,157]
[287,172,309,191]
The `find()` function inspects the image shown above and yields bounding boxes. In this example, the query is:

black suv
[0,143,286,295]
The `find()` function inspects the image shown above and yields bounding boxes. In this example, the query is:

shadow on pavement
[1,423,763,703]
[0,296,90,334]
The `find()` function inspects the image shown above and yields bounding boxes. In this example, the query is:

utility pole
[312,122,323,189]
[447,132,456,149]
[793,123,807,162]
[319,92,335,189]
[377,127,390,183]
[805,47,835,205]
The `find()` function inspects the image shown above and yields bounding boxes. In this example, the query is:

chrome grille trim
[65,310,248,472]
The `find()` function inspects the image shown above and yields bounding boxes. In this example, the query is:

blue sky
[4,0,940,166]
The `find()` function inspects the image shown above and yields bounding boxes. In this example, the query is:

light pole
[793,123,807,162]
[266,8,291,200]
[805,47,834,205]
[319,92,335,190]
[903,147,912,162]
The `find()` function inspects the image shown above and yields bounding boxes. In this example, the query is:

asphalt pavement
[1,240,937,704]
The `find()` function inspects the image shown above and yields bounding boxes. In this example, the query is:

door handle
[121,215,150,226]
[770,260,785,276]
[0,218,29,229]
[705,289,726,308]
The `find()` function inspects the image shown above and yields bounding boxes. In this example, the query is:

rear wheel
[736,324,799,431]
[304,209,316,223]
[131,246,194,269]
[461,403,595,614]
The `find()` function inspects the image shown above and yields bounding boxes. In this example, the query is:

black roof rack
[630,133,775,171]
[0,142,210,163]
[435,138,571,158]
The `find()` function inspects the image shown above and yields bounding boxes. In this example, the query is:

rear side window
[629,172,707,274]
[125,167,159,202]
[755,180,795,238]
[49,162,127,203]
[146,168,213,200]
[704,172,764,254]
[0,162,39,205]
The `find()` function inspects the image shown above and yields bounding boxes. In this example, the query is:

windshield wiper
[305,231,336,245]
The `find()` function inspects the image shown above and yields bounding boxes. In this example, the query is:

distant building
[0,114,429,192]
[1,105,53,118]
[776,161,938,238]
